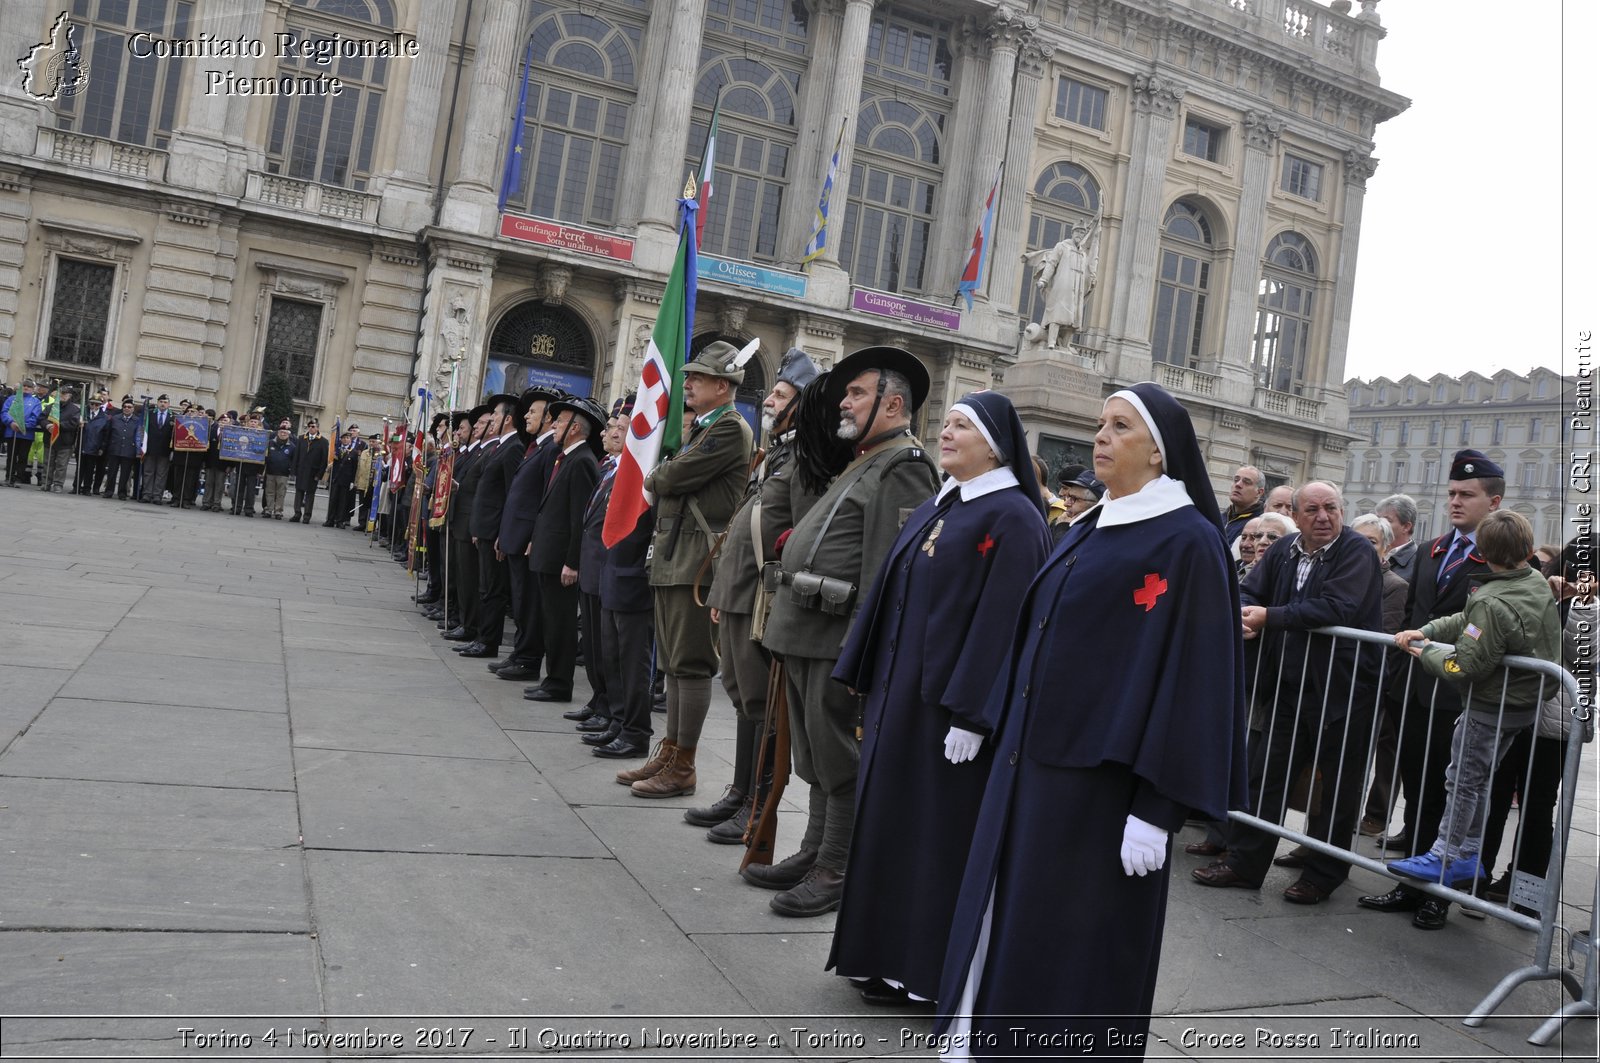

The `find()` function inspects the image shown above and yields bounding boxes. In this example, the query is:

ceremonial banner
[429,446,455,528]
[218,425,269,464]
[173,415,210,452]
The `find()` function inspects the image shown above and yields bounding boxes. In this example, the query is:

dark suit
[529,443,601,698]
[498,434,558,667]
[140,405,175,502]
[293,434,330,520]
[601,486,656,747]
[579,458,618,719]
[447,442,490,637]
[1221,526,1385,892]
[1395,530,1493,853]
[105,412,141,498]
[469,435,522,650]
[77,405,112,494]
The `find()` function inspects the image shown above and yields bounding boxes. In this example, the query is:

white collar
[537,428,555,443]
[936,465,1020,504]
[493,430,517,444]
[562,438,587,456]
[1092,474,1193,529]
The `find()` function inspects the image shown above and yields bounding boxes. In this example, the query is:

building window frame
[32,220,141,378]
[1053,74,1109,132]
[1150,198,1217,368]
[1181,114,1228,165]
[250,260,346,407]
[1280,151,1325,201]
[1251,231,1319,393]
[53,0,193,150]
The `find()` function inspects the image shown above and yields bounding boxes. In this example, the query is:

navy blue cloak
[827,482,1051,999]
[932,502,1247,1058]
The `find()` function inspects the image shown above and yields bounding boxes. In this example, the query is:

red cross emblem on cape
[976,534,996,557]
[1133,573,1168,612]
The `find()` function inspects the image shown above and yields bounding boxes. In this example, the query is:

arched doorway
[484,301,596,398]
[689,331,767,433]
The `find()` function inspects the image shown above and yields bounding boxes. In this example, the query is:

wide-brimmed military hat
[823,345,930,411]
[550,396,607,456]
[682,338,759,385]
[515,385,564,423]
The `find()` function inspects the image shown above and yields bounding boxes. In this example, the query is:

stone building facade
[1344,368,1579,546]
[1,0,1405,488]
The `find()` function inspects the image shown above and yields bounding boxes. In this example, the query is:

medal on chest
[920,518,945,559]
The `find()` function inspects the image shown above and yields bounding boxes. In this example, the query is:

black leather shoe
[706,804,751,845]
[684,786,746,828]
[582,724,622,747]
[495,664,541,681]
[576,715,611,733]
[413,592,440,605]
[441,626,472,641]
[523,688,572,703]
[458,643,498,659]
[1412,898,1450,930]
[561,706,593,721]
[1377,832,1413,852]
[742,848,818,891]
[1356,885,1423,913]
[422,608,444,621]
[451,640,485,653]
[771,865,845,917]
[857,978,924,1008]
[593,737,647,758]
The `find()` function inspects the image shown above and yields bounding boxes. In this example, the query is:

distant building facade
[1,0,1405,487]
[1344,368,1577,545]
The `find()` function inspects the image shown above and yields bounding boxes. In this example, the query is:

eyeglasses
[1064,492,1095,505]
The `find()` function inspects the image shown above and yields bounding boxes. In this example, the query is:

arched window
[1252,231,1319,393]
[838,7,951,294]
[1020,162,1102,325]
[1150,199,1215,368]
[52,1,191,149]
[689,49,802,263]
[265,0,396,189]
[503,4,642,227]
[486,301,597,398]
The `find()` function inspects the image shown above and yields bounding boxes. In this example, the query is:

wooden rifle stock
[739,659,790,870]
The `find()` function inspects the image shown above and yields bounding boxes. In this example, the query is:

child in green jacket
[1390,510,1562,888]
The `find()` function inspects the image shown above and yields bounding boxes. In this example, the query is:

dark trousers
[580,590,609,719]
[7,438,34,483]
[232,469,259,514]
[76,452,104,494]
[326,480,353,525]
[1224,699,1375,892]
[537,573,580,697]
[104,455,137,497]
[475,541,509,649]
[449,535,478,636]
[425,525,444,595]
[1395,686,1460,856]
[174,455,202,504]
[506,560,544,666]
[602,607,654,745]
[293,481,319,520]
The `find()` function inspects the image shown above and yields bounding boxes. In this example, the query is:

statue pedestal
[1002,345,1111,431]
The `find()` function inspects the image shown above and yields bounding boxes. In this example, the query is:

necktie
[1438,535,1472,588]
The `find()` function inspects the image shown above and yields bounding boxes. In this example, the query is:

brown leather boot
[630,744,696,798]
[614,738,676,786]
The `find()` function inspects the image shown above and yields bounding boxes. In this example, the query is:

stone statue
[439,294,470,360]
[1024,214,1101,350]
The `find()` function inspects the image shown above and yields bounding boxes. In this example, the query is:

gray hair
[1291,480,1344,513]
[1351,512,1394,549]
[1375,493,1417,531]
[1258,512,1295,537]
[879,369,912,410]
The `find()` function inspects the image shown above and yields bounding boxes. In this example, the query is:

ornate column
[439,0,524,235]
[986,35,1053,313]
[1322,150,1378,393]
[776,0,845,264]
[618,1,680,229]
[166,0,267,195]
[925,16,990,279]
[1107,73,1186,357]
[1216,110,1282,385]
[637,0,711,233]
[378,0,459,229]
[811,0,877,270]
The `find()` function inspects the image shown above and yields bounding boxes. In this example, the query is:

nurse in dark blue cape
[828,391,1051,1007]
[933,382,1248,1060]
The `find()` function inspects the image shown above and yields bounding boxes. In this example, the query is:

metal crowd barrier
[1222,623,1594,1045]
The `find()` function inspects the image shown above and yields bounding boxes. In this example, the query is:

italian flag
[603,195,698,547]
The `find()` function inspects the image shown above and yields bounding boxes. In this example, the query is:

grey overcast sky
[1342,0,1587,384]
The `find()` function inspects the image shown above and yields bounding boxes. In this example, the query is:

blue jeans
[1432,714,1529,862]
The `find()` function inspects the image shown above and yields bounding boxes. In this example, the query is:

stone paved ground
[0,486,1593,1060]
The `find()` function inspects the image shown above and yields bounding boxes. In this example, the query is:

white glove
[943,726,983,764]
[1119,814,1169,877]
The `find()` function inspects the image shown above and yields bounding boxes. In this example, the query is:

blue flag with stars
[497,39,534,214]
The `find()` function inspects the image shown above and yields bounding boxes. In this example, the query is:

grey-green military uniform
[759,430,939,872]
[645,403,752,677]
[707,433,824,724]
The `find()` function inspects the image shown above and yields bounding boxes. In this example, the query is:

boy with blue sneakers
[1390,509,1561,906]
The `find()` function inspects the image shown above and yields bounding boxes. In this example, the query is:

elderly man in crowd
[1192,481,1384,906]
[1265,483,1295,516]
[1223,465,1266,549]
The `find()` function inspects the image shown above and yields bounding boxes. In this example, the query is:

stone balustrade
[37,129,168,183]
[245,172,381,224]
